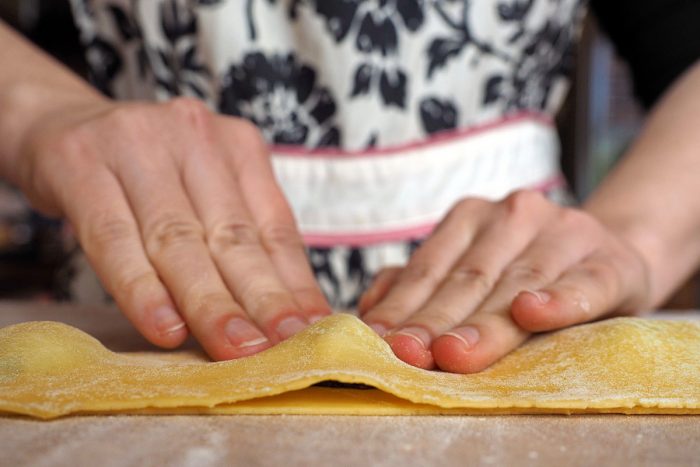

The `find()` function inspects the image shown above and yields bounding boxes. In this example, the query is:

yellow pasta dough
[0,314,699,419]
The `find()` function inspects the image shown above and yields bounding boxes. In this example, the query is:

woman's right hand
[11,97,331,359]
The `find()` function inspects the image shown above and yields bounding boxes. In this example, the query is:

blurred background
[0,0,80,300]
[0,0,697,307]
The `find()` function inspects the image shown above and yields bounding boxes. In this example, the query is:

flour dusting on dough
[0,315,699,418]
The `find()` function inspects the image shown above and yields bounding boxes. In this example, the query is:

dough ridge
[1,314,699,418]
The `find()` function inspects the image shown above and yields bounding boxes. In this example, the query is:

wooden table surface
[1,301,699,467]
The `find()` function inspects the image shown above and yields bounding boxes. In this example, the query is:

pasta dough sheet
[1,314,699,419]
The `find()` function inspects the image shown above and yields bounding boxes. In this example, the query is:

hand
[358,190,651,373]
[14,97,330,359]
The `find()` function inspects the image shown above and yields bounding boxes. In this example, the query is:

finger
[179,117,311,340]
[382,227,535,370]
[432,243,638,374]
[427,209,597,335]
[428,232,593,373]
[62,167,188,348]
[385,192,552,369]
[115,148,272,360]
[358,267,402,320]
[511,250,648,332]
[431,312,528,374]
[362,198,490,331]
[215,117,331,322]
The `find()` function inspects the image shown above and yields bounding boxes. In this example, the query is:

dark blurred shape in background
[0,0,84,72]
[0,0,81,298]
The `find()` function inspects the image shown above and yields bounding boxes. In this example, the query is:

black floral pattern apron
[64,0,584,308]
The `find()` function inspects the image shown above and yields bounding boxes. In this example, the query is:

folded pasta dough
[1,314,699,419]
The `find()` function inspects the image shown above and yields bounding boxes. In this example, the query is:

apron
[63,0,584,307]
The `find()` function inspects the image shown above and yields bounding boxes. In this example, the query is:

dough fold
[1,314,699,419]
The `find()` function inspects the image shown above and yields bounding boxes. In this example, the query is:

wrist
[0,80,108,185]
[585,204,700,308]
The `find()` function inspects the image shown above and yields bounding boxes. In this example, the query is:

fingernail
[525,289,551,304]
[276,316,308,339]
[443,326,480,349]
[225,318,269,348]
[393,326,431,348]
[153,306,186,335]
[369,323,388,336]
[308,308,332,324]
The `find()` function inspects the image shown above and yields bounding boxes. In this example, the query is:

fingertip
[146,304,189,348]
[111,270,190,348]
[265,312,310,342]
[432,328,488,374]
[205,314,272,361]
[385,333,435,370]
[511,290,560,332]
[153,324,189,349]
[432,336,472,373]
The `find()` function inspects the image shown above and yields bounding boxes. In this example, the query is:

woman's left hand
[358,190,651,373]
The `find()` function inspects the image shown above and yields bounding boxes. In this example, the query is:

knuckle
[451,197,489,218]
[113,270,158,301]
[101,106,163,154]
[259,223,304,251]
[503,189,545,215]
[145,213,204,254]
[168,97,212,127]
[207,221,260,254]
[83,214,136,250]
[503,264,552,284]
[168,98,216,145]
[447,265,495,292]
[105,104,149,133]
[400,262,441,288]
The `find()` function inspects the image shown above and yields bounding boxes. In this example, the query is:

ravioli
[0,314,698,419]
